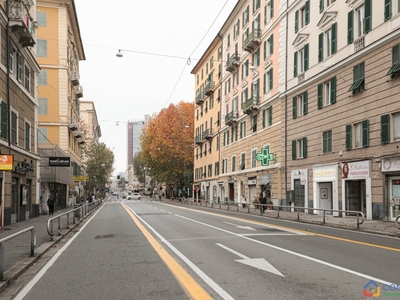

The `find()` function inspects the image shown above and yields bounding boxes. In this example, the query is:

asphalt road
[8,199,400,300]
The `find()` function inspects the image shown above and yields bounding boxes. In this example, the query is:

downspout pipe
[284,0,289,203]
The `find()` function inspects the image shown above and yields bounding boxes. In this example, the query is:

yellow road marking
[121,203,212,300]
[161,203,400,253]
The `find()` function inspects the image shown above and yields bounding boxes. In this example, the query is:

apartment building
[284,0,400,221]
[36,0,85,209]
[0,0,41,226]
[191,36,223,202]
[217,0,283,206]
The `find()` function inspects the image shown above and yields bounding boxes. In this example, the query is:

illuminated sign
[256,148,275,166]
[0,155,14,171]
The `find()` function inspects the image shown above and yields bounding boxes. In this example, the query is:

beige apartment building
[36,0,86,209]
[191,36,223,202]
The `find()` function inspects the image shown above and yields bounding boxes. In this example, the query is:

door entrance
[229,183,234,203]
[345,180,366,215]
[319,182,332,214]
[294,179,305,212]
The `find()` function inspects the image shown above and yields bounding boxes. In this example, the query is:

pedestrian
[47,197,55,216]
[259,192,267,213]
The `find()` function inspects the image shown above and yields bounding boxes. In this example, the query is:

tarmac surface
[0,198,399,296]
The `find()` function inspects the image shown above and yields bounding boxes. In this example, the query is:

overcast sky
[74,0,238,175]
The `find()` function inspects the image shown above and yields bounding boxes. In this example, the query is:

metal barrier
[183,200,365,228]
[395,215,400,230]
[47,199,102,240]
[0,226,36,281]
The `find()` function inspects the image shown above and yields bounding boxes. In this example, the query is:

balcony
[203,128,214,140]
[195,92,205,105]
[354,35,365,52]
[225,54,240,72]
[68,118,78,131]
[225,111,238,126]
[242,97,260,115]
[204,81,215,96]
[73,128,82,138]
[195,135,204,145]
[243,29,262,53]
[74,86,83,98]
[9,0,36,47]
[71,71,80,86]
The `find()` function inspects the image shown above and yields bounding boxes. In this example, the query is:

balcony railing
[195,135,204,144]
[354,35,365,52]
[9,0,36,47]
[68,118,78,131]
[74,86,83,98]
[204,81,215,96]
[242,97,259,115]
[225,111,238,126]
[225,54,240,72]
[243,29,262,53]
[203,128,214,140]
[195,92,205,105]
[71,71,80,86]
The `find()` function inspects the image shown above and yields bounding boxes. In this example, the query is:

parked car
[127,192,141,200]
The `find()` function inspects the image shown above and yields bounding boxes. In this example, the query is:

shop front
[313,163,339,216]
[291,169,309,211]
[382,156,400,221]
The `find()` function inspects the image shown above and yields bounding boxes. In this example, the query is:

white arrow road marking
[224,221,257,231]
[216,243,284,277]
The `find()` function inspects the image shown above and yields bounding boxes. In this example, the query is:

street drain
[95,234,115,239]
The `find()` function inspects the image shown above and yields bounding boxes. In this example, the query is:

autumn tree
[140,101,194,193]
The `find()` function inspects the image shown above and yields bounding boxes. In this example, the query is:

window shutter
[269,68,273,90]
[348,11,354,44]
[331,23,337,54]
[381,114,390,144]
[385,0,392,21]
[330,76,336,104]
[305,0,310,24]
[1,102,7,139]
[303,91,308,115]
[304,44,309,71]
[362,120,369,147]
[317,83,323,109]
[345,125,352,150]
[292,140,297,160]
[318,33,324,62]
[319,0,324,13]
[263,41,266,60]
[270,34,274,54]
[270,0,274,19]
[263,72,266,94]
[262,109,266,128]
[256,78,260,99]
[295,10,299,33]
[303,137,308,158]
[292,97,297,119]
[364,0,372,33]
[268,106,272,126]
[294,51,298,77]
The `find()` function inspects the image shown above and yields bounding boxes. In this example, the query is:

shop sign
[0,155,14,171]
[73,175,89,182]
[300,177,307,185]
[382,157,400,172]
[342,160,370,179]
[49,157,70,167]
[248,179,257,185]
[314,165,336,178]
[259,174,271,184]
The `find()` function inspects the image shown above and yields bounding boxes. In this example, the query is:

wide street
[7,198,400,300]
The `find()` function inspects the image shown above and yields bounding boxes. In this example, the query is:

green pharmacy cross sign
[256,148,275,166]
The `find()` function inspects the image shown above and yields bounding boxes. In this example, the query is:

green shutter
[305,0,310,25]
[295,10,299,33]
[263,41,266,60]
[294,51,298,77]
[330,76,336,104]
[348,10,354,44]
[262,109,266,128]
[331,22,337,54]
[385,0,392,21]
[268,106,272,126]
[317,83,323,109]
[346,125,352,150]
[271,0,274,19]
[303,91,308,115]
[292,97,297,119]
[263,72,266,94]
[270,34,274,54]
[304,44,309,71]
[362,120,369,147]
[319,0,324,13]
[381,114,391,144]
[1,102,7,139]
[292,140,297,160]
[365,0,372,33]
[303,137,307,158]
[318,33,324,62]
[269,68,273,90]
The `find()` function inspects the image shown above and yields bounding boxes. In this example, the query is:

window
[232,156,236,172]
[320,0,336,12]
[317,76,336,108]
[233,70,239,87]
[240,153,246,170]
[394,113,400,141]
[37,11,47,27]
[223,131,230,146]
[345,120,369,150]
[387,44,400,77]
[241,87,248,104]
[295,0,310,33]
[11,110,18,145]
[38,98,48,115]
[215,162,220,176]
[322,130,332,154]
[292,138,307,160]
[251,149,257,168]
[37,39,47,57]
[267,68,273,91]
[234,19,240,39]
[381,114,400,144]
[24,65,30,91]
[252,114,258,133]
[292,91,308,119]
[225,78,231,95]
[16,52,22,82]
[9,43,14,74]
[208,164,212,177]
[294,44,309,77]
[38,128,48,143]
[0,102,7,139]
[243,5,249,27]
[318,23,337,62]
[242,60,249,79]
[232,125,238,142]
[222,158,228,174]
[240,121,246,138]
[25,121,31,151]
[347,0,372,44]
[253,0,260,13]
[252,48,260,67]
[348,62,365,94]
[264,0,274,25]
[227,33,231,48]
[262,106,273,128]
[38,70,48,86]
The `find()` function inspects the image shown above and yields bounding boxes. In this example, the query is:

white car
[127,192,141,200]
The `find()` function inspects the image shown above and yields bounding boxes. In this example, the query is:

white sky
[74,0,238,175]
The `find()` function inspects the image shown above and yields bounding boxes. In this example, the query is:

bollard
[323,210,326,224]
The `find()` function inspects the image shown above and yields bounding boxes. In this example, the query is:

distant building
[127,115,150,166]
